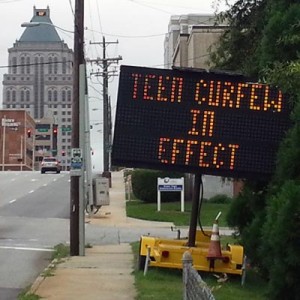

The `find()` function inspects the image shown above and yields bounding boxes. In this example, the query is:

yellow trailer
[138,230,244,275]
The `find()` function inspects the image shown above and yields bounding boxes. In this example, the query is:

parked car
[41,157,61,174]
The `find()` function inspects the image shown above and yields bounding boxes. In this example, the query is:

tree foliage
[212,0,300,298]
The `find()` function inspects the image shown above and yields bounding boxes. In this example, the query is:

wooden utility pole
[89,39,122,176]
[70,0,84,256]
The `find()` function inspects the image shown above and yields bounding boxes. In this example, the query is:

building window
[62,90,66,102]
[6,90,11,102]
[54,90,58,101]
[26,90,30,102]
[62,111,66,115]
[21,90,25,102]
[26,57,30,74]
[12,57,17,74]
[21,57,25,74]
[48,90,52,102]
[12,90,16,102]
[54,57,58,74]
[62,57,67,74]
[48,57,53,74]
[62,118,66,122]
[67,90,71,102]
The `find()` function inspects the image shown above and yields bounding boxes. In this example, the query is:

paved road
[0,171,70,300]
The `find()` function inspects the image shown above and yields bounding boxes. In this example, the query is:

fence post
[182,251,193,300]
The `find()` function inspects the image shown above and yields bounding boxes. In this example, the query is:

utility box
[93,177,110,207]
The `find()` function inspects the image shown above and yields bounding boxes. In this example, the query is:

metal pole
[70,0,84,256]
[32,132,35,171]
[187,174,201,247]
[79,64,86,256]
[2,115,6,171]
[20,136,23,171]
[102,36,109,173]
[85,94,93,211]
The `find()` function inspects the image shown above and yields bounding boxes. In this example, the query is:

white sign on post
[157,177,185,212]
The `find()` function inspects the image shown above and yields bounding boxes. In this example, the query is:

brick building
[0,110,35,171]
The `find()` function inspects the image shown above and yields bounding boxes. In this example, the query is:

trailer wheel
[138,254,146,271]
[138,239,146,271]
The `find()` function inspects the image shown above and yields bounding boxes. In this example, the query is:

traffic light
[27,129,31,138]
[52,124,58,156]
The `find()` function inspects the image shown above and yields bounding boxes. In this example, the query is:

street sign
[71,148,83,169]
[112,65,293,179]
[62,127,72,132]
[37,128,48,132]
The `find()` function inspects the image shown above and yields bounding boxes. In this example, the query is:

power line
[68,0,75,16]
[0,60,73,69]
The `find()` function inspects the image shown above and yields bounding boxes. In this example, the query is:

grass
[131,242,267,300]
[18,244,70,300]
[18,290,41,300]
[126,200,230,227]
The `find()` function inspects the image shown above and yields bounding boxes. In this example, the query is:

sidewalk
[30,171,140,300]
[29,171,233,299]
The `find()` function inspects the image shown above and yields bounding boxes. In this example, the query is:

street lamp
[22,3,85,256]
[21,22,74,33]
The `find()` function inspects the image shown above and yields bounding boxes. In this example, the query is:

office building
[2,6,73,170]
[164,14,227,69]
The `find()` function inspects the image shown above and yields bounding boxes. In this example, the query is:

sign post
[112,65,292,247]
[157,177,184,212]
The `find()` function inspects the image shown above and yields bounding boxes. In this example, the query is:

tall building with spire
[2,6,73,169]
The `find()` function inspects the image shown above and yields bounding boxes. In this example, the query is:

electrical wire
[86,28,166,38]
[197,175,211,237]
[0,60,73,69]
[68,0,75,17]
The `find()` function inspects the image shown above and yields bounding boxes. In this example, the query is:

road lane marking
[9,199,16,204]
[0,246,53,252]
[28,190,34,194]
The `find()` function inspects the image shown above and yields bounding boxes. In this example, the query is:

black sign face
[112,65,292,178]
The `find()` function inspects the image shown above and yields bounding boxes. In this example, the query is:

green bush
[131,169,184,203]
[260,180,300,299]
[208,194,231,204]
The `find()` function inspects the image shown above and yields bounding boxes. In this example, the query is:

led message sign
[112,65,292,178]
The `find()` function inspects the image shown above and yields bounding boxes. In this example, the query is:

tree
[212,0,300,298]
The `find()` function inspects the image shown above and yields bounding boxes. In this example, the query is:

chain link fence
[182,251,215,300]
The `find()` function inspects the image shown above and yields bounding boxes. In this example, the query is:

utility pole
[70,0,84,256]
[89,39,122,178]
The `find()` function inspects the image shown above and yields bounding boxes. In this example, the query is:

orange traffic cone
[207,212,223,269]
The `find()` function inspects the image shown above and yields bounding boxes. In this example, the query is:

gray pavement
[29,170,234,299]
[29,170,173,300]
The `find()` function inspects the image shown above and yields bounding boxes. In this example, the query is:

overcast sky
[0,0,230,171]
